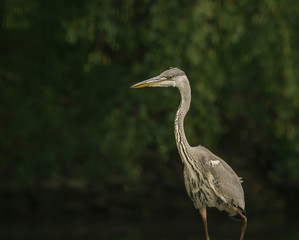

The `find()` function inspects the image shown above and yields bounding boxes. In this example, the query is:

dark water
[1,210,298,240]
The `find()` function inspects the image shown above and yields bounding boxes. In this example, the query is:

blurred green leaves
[1,0,299,210]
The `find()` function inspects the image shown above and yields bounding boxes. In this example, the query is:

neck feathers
[174,77,191,150]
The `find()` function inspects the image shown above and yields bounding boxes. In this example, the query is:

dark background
[1,1,299,239]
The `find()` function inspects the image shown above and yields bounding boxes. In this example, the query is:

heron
[131,68,247,240]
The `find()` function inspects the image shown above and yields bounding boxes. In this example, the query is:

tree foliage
[1,0,299,211]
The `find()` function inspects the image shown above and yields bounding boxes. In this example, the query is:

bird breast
[183,164,219,209]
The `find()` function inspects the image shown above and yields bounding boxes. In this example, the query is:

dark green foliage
[1,0,299,214]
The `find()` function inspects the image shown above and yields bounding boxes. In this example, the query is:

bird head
[131,68,186,89]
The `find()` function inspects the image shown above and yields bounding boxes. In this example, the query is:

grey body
[182,145,244,214]
[131,68,247,240]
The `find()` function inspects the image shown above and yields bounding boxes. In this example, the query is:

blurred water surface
[1,210,298,240]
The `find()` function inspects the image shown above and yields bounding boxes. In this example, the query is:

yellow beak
[131,76,166,88]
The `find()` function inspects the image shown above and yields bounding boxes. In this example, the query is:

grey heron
[131,68,247,240]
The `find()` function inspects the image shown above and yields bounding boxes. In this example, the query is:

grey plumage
[131,68,247,240]
[186,145,245,214]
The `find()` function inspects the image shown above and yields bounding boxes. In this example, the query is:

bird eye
[169,75,173,79]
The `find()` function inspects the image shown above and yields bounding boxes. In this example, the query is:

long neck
[174,80,191,150]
